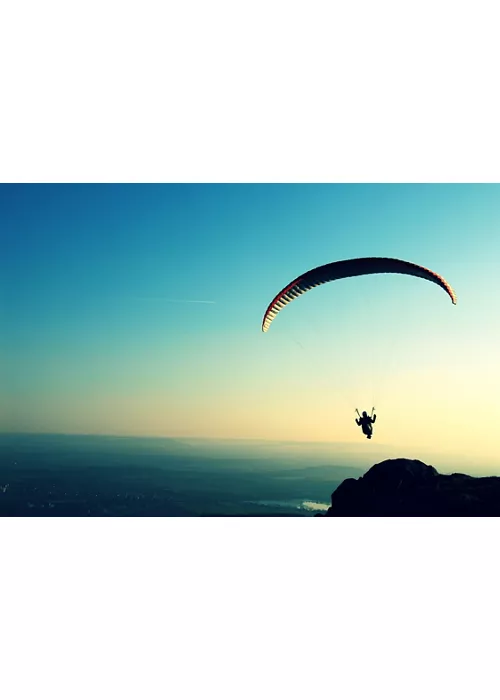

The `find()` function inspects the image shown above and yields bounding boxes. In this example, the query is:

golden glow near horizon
[4,352,500,471]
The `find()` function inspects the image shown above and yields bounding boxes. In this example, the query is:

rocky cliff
[319,458,500,516]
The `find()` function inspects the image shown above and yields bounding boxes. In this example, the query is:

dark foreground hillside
[319,458,500,516]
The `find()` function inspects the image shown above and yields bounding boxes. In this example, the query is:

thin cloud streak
[135,297,216,304]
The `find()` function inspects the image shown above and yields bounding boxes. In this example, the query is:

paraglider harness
[355,407,376,439]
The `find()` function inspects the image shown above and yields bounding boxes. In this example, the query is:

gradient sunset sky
[2,184,500,468]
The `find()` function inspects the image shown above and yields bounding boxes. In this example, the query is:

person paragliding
[355,408,376,439]
[261,256,456,439]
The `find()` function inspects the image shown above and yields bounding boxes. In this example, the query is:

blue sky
[2,184,500,469]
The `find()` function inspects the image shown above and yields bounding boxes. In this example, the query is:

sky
[2,184,500,471]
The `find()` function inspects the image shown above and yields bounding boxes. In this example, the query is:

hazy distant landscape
[0,433,368,516]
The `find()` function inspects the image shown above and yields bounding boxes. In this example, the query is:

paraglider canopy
[262,256,456,332]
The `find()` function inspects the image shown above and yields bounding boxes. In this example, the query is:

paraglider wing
[262,257,456,332]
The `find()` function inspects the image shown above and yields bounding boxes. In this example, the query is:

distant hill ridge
[318,458,500,516]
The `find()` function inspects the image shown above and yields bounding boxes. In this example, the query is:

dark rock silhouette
[319,458,500,516]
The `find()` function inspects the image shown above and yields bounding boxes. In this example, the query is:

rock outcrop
[320,458,500,516]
